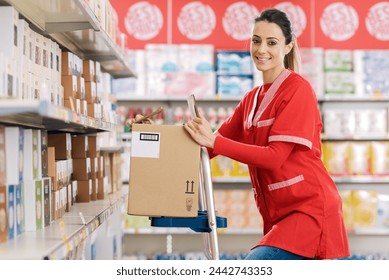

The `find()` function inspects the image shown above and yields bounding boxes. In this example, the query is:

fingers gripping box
[128,124,200,217]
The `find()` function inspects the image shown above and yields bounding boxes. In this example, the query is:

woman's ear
[285,41,294,55]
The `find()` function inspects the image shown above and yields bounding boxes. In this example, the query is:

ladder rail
[200,147,220,260]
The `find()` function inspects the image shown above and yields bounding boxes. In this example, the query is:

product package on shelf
[214,189,262,230]
[323,108,387,138]
[300,48,324,98]
[340,190,378,231]
[216,50,253,97]
[354,50,389,96]
[111,50,146,99]
[148,71,215,97]
[324,49,354,95]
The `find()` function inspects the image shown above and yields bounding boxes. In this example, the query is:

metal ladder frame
[198,146,220,260]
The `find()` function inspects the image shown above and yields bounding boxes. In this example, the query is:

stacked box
[324,49,354,94]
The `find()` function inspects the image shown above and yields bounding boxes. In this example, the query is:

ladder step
[150,210,227,233]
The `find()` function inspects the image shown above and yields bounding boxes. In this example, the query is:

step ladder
[150,147,227,260]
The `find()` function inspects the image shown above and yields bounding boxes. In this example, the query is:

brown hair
[254,8,301,73]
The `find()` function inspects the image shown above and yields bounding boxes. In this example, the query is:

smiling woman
[250,10,301,83]
[183,8,350,260]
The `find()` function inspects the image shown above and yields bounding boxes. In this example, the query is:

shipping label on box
[128,124,200,217]
[131,131,160,158]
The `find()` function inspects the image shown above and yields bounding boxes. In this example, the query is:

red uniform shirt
[211,70,350,259]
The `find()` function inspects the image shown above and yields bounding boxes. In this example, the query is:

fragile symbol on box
[185,180,195,194]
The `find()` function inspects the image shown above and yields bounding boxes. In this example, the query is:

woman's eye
[252,39,259,44]
[268,41,277,46]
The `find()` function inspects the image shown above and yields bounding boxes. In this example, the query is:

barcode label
[140,133,159,141]
[131,131,161,158]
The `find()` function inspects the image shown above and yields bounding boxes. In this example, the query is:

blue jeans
[244,246,314,260]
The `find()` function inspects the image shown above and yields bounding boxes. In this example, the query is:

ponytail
[284,35,301,73]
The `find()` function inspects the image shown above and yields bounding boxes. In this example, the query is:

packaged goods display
[0,1,129,260]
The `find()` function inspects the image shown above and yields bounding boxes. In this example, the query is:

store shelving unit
[0,188,127,260]
[3,0,135,78]
[0,99,116,133]
[0,0,133,259]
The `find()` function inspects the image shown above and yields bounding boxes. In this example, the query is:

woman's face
[250,20,293,82]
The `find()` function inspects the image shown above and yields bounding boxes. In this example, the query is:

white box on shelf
[0,6,19,59]
[5,126,24,185]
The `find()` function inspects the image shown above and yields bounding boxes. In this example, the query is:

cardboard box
[97,156,104,178]
[71,180,77,205]
[71,135,88,158]
[51,189,60,220]
[61,51,74,76]
[128,124,200,217]
[88,135,98,158]
[47,147,59,191]
[82,59,95,82]
[61,75,77,100]
[66,183,72,212]
[72,158,91,180]
[76,180,92,202]
[91,178,97,201]
[48,133,72,160]
[97,177,105,199]
[85,81,97,103]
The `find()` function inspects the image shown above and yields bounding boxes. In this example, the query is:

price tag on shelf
[59,220,67,241]
[58,219,71,254]
[79,212,87,225]
[66,240,72,252]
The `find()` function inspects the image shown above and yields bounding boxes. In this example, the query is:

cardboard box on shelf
[71,135,89,159]
[76,179,92,203]
[128,124,200,217]
[48,133,72,160]
[72,158,91,180]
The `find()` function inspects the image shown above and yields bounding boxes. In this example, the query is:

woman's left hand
[184,112,216,148]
